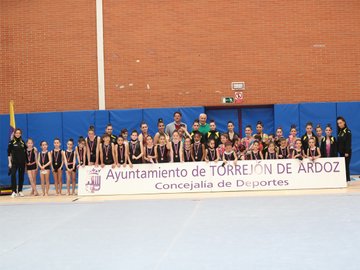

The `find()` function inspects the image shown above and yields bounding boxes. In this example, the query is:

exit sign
[222,97,234,104]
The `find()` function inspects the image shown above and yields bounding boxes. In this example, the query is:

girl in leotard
[63,139,76,195]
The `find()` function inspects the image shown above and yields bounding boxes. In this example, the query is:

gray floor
[1,194,360,270]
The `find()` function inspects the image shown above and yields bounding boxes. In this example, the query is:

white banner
[78,157,347,196]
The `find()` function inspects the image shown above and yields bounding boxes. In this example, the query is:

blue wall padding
[94,110,109,136]
[109,109,143,137]
[27,112,63,148]
[1,103,359,186]
[14,114,29,139]
[206,109,239,134]
[274,104,300,137]
[242,107,275,135]
[179,106,205,129]
[0,115,12,186]
[337,102,360,175]
[142,107,179,136]
[299,102,337,136]
[62,111,95,143]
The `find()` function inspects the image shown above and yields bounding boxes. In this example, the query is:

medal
[146,146,153,161]
[54,150,60,165]
[185,149,191,161]
[194,142,200,160]
[173,142,179,159]
[160,145,165,161]
[104,144,110,161]
[27,149,32,163]
[89,139,95,154]
[119,145,124,163]
[79,148,84,163]
[41,152,46,165]
[66,151,72,163]
[209,148,215,161]
[131,142,137,157]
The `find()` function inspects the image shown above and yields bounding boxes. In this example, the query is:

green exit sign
[222,97,234,104]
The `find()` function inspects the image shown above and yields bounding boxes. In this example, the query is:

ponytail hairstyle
[268,141,276,148]
[140,121,148,129]
[193,119,200,124]
[40,140,47,146]
[254,134,262,141]
[101,133,110,142]
[326,123,332,130]
[78,136,86,144]
[238,144,246,152]
[157,118,165,130]
[120,128,128,138]
[336,116,348,134]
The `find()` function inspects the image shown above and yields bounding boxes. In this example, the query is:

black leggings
[11,163,25,192]
[340,153,351,181]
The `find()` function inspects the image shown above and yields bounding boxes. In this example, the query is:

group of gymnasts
[7,111,352,197]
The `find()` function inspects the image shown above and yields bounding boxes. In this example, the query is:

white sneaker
[18,192,24,197]
[11,192,17,198]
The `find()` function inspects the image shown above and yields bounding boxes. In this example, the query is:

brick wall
[0,0,98,113]
[1,1,359,113]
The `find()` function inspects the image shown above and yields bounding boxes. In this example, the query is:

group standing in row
[7,112,352,197]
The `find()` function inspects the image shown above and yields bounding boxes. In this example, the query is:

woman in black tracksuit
[7,128,27,196]
[336,117,352,182]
